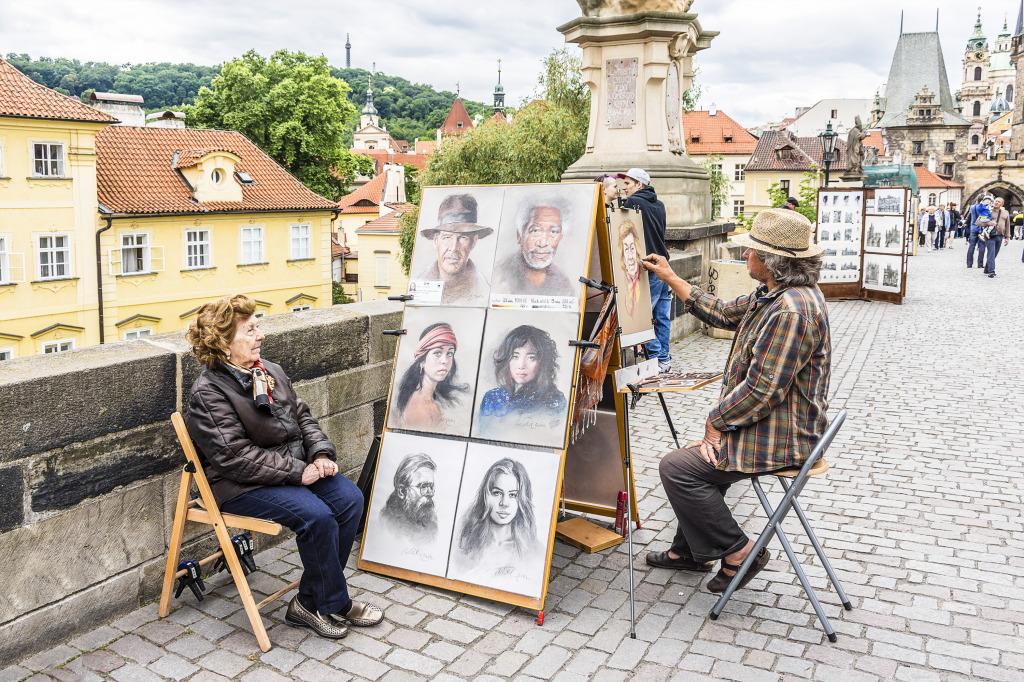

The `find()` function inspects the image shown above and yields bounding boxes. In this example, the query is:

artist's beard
[523,247,555,269]
[404,498,438,528]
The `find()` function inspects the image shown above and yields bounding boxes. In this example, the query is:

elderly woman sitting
[184,294,384,639]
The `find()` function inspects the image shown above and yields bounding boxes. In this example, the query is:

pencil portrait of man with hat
[416,193,495,306]
[640,208,832,595]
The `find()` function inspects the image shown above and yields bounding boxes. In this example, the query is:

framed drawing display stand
[814,187,910,304]
[359,183,606,625]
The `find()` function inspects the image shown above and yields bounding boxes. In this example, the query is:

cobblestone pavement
[4,243,1023,682]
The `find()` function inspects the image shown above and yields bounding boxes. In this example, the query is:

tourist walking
[948,202,962,246]
[935,204,948,250]
[982,197,1011,278]
[966,196,995,268]
[921,207,937,252]
[917,208,928,249]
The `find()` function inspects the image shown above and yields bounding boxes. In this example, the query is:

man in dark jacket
[619,167,672,371]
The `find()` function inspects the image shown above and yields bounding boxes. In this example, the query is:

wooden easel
[159,413,300,653]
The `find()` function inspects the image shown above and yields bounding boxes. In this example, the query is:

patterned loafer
[285,596,348,639]
[335,600,384,627]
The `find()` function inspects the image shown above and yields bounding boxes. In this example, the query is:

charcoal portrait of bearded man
[380,453,438,542]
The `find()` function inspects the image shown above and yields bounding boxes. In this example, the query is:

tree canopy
[185,50,371,199]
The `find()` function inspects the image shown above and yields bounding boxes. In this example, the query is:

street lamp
[819,122,839,186]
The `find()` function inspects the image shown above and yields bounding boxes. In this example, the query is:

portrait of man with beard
[380,453,438,542]
[492,196,575,296]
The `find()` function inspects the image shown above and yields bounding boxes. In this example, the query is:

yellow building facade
[0,59,338,358]
[0,58,117,359]
[354,209,410,301]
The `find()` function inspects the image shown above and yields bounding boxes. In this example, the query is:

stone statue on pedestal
[845,116,868,177]
[576,0,694,16]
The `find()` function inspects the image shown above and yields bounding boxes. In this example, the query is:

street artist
[639,208,832,593]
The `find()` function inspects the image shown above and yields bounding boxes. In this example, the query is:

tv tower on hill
[345,33,351,68]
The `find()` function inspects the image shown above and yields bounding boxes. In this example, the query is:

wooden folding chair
[159,412,300,652]
[710,410,852,642]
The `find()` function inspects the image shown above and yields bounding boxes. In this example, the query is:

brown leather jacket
[185,360,336,505]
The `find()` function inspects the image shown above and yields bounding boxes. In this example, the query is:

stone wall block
[0,479,165,624]
[327,361,394,415]
[0,570,139,666]
[294,377,329,419]
[0,466,25,532]
[719,240,745,260]
[360,299,403,364]
[29,422,179,512]
[320,404,374,476]
[0,343,177,462]
[259,307,368,382]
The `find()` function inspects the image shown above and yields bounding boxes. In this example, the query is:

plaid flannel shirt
[683,283,831,474]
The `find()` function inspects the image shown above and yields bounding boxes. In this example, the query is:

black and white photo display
[816,191,862,283]
[873,188,905,216]
[862,253,903,293]
[863,215,905,256]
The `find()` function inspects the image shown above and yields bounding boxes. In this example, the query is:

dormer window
[724,134,733,143]
[211,169,224,185]
[457,122,463,128]
[691,135,700,144]
[235,171,255,185]
[777,148,793,160]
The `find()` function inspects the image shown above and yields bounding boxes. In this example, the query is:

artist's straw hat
[420,193,494,239]
[731,208,823,258]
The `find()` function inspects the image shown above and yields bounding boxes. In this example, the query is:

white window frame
[37,233,72,280]
[928,194,937,206]
[31,142,66,178]
[42,339,75,354]
[375,252,390,287]
[109,232,163,276]
[240,225,264,265]
[290,304,312,312]
[734,164,746,181]
[290,223,311,260]
[184,228,212,269]
[0,348,13,361]
[733,199,745,215]
[123,328,153,340]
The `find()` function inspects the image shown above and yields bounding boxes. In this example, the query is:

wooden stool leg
[212,520,273,651]
[159,468,193,617]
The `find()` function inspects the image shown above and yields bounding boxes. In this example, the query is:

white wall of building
[785,99,873,136]
[689,153,750,219]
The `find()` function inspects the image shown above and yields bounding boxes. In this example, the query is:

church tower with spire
[493,60,505,115]
[962,7,993,157]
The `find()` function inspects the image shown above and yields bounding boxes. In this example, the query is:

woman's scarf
[224,358,276,405]
[414,324,458,361]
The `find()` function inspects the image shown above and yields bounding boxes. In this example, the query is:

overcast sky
[0,0,1009,128]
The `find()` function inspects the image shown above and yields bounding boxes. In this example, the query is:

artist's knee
[659,447,695,480]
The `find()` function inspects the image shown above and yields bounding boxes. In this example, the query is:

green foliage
[765,166,822,224]
[185,50,371,199]
[4,54,217,109]
[398,207,421,276]
[332,281,354,305]
[332,68,487,144]
[701,154,730,220]
[403,163,422,205]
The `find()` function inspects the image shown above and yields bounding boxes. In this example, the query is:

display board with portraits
[360,182,604,612]
[814,187,910,304]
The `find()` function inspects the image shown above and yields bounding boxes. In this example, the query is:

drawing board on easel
[358,182,601,613]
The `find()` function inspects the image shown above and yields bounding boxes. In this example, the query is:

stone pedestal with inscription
[559,10,718,228]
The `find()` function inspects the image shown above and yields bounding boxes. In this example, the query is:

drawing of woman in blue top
[478,325,567,425]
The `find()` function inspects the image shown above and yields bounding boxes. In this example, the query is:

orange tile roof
[862,130,884,154]
[355,208,407,234]
[173,147,233,169]
[439,98,474,135]
[96,126,337,214]
[682,110,759,155]
[337,173,387,214]
[415,140,437,154]
[489,110,508,124]
[331,234,353,260]
[914,166,962,189]
[0,58,117,123]
[352,149,430,173]
[746,130,848,172]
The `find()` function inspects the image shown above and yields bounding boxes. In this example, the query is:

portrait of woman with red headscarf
[391,321,472,433]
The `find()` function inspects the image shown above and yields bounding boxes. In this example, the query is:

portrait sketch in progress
[386,306,486,437]
[471,308,580,449]
[489,183,597,310]
[609,209,655,346]
[446,442,560,598]
[407,186,505,307]
[361,432,466,577]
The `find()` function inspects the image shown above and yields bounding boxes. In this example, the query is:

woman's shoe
[285,596,348,638]
[335,600,384,627]
[706,547,770,593]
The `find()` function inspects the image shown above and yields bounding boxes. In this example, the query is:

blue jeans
[983,239,1001,275]
[967,229,984,267]
[934,228,946,249]
[645,272,673,366]
[221,473,363,615]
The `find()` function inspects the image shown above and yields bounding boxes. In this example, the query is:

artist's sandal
[645,550,714,572]
[706,547,770,593]
[333,600,384,627]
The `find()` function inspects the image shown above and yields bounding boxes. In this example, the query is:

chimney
[709,103,718,117]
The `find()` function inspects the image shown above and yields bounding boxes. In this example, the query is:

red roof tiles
[862,130,884,154]
[439,98,474,135]
[355,208,407,234]
[337,173,388,214]
[914,166,962,189]
[352,149,430,173]
[746,130,848,173]
[173,147,233,169]
[96,126,336,214]
[0,58,117,123]
[682,110,759,155]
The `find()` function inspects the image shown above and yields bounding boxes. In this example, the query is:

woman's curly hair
[185,294,256,367]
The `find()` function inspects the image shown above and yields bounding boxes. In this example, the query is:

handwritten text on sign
[606,58,638,129]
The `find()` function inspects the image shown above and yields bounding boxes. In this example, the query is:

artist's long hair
[492,325,559,395]
[395,322,469,414]
[458,458,536,559]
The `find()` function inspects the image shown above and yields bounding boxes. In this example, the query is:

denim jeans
[983,239,1002,275]
[659,446,755,563]
[967,229,984,267]
[934,228,946,249]
[644,272,673,366]
[221,473,363,615]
